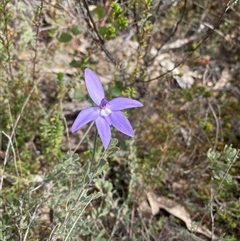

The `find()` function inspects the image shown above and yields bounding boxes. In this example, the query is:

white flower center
[100,107,111,116]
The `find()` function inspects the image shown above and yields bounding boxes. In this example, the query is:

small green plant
[96,1,129,40]
[208,145,240,239]
[39,112,64,162]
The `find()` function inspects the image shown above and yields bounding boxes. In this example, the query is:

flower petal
[95,117,111,149]
[71,107,99,133]
[85,68,105,105]
[108,97,143,111]
[110,111,134,137]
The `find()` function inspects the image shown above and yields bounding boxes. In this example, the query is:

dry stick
[1,131,17,177]
[64,195,96,241]
[0,1,17,188]
[0,73,46,191]
[48,224,59,241]
[22,202,42,241]
[23,182,52,241]
[129,202,135,240]
[32,0,43,83]
[2,0,14,82]
[208,102,220,240]
[80,0,104,44]
[73,121,94,155]
[79,0,119,66]
[89,127,98,175]
[215,149,240,196]
[145,0,187,64]
[99,3,112,27]
[210,176,215,240]
[6,100,19,177]
[208,102,219,152]
[60,102,71,151]
[137,209,151,240]
[0,0,44,191]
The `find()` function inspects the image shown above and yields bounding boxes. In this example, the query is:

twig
[73,121,94,155]
[215,149,239,195]
[61,102,71,150]
[0,73,46,191]
[89,126,98,175]
[145,0,187,64]
[146,0,238,83]
[0,131,17,191]
[208,102,219,152]
[208,101,220,240]
[78,0,119,66]
[64,195,96,241]
[1,0,14,81]
[32,0,44,83]
[22,202,41,241]
[210,176,215,241]
[99,2,112,27]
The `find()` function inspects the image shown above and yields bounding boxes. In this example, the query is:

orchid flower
[72,68,143,149]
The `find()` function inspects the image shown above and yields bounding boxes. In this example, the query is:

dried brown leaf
[147,192,217,239]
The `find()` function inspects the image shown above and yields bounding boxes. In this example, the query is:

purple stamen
[100,98,108,108]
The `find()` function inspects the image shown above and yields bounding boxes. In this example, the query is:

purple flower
[72,68,143,149]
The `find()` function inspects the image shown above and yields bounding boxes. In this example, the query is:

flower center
[99,98,111,117]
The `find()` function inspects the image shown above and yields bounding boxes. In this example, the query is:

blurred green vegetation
[1,0,240,240]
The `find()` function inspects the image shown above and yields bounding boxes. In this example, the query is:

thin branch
[145,0,187,65]
[0,131,17,191]
[0,73,46,190]
[73,121,94,155]
[145,1,237,83]
[22,202,42,241]
[208,102,219,152]
[1,0,14,81]
[78,0,119,66]
[32,0,44,82]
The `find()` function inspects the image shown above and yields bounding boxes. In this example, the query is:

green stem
[89,126,98,176]
[57,126,98,235]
